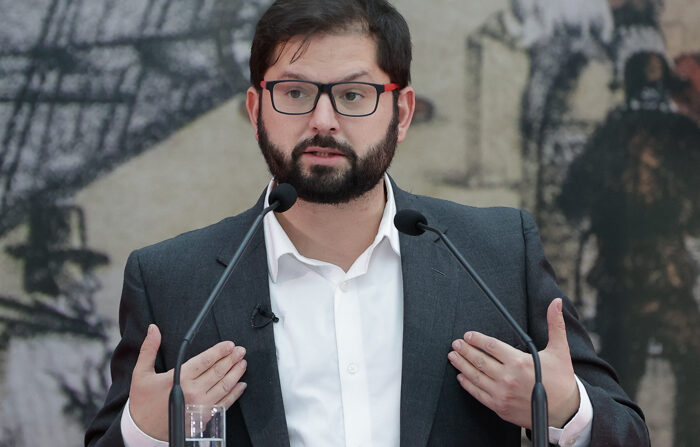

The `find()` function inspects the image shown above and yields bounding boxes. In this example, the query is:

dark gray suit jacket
[86,183,649,446]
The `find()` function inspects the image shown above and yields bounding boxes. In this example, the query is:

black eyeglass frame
[260,80,400,117]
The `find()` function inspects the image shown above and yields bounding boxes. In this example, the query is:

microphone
[169,183,297,447]
[250,303,279,328]
[268,183,297,212]
[394,209,549,447]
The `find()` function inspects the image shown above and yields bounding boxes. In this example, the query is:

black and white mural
[0,0,270,444]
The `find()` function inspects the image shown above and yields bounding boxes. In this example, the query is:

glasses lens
[271,81,319,114]
[331,83,378,116]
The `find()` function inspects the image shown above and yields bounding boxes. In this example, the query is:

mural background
[1,0,698,445]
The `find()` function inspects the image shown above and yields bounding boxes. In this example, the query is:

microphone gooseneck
[169,183,297,447]
[393,209,549,447]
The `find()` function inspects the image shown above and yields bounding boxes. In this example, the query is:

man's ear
[246,86,261,141]
[396,86,415,143]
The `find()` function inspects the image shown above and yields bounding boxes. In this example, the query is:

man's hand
[129,324,248,440]
[448,298,580,428]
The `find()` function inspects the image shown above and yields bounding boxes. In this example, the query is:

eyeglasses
[260,80,399,117]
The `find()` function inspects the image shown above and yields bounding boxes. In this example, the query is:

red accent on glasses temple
[260,81,267,89]
[385,83,399,92]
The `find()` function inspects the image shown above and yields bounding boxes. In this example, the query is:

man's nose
[308,93,339,135]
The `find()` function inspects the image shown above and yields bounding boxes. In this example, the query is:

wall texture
[1,0,698,445]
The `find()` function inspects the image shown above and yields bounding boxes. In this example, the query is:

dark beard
[257,109,399,204]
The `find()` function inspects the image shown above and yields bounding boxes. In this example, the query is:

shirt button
[339,281,349,292]
[347,363,358,374]
[566,436,578,446]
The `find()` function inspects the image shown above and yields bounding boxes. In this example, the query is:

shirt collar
[263,173,401,283]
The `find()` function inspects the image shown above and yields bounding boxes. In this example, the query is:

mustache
[291,135,357,161]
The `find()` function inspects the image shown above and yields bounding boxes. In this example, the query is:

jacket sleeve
[85,250,160,447]
[519,209,650,446]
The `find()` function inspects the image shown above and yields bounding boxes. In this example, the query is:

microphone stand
[397,212,549,446]
[169,185,296,447]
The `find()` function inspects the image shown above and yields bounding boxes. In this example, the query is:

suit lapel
[393,186,459,446]
[212,199,290,447]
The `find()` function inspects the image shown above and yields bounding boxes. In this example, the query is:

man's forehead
[278,69,372,83]
[266,31,383,80]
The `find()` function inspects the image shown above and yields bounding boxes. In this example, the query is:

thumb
[134,324,161,374]
[545,298,569,353]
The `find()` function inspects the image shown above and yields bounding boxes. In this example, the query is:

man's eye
[342,91,363,102]
[288,89,305,99]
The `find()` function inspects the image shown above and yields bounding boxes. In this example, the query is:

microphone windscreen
[394,209,427,236]
[269,183,297,212]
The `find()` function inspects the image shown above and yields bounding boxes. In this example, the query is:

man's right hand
[129,324,248,441]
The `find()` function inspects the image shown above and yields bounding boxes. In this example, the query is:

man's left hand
[447,298,580,428]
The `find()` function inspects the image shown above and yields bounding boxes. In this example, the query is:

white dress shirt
[121,175,593,446]
[265,176,404,447]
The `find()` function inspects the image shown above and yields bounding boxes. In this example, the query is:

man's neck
[274,180,387,272]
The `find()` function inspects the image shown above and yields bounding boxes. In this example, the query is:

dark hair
[250,0,412,89]
[623,52,688,103]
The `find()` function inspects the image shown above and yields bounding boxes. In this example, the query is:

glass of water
[185,404,225,447]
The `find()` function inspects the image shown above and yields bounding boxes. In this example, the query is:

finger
[182,341,236,380]
[207,358,248,402]
[545,298,570,352]
[462,331,520,363]
[197,346,246,392]
[448,350,497,393]
[133,324,161,375]
[451,339,501,380]
[456,373,495,410]
[215,382,248,409]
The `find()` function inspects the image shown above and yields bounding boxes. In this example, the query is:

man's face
[257,105,398,204]
[246,32,414,204]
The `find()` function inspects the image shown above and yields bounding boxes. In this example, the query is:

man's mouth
[303,147,346,157]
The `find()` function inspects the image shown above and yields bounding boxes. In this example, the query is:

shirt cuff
[120,398,169,447]
[548,376,593,447]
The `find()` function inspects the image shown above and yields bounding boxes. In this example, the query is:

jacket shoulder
[405,192,528,235]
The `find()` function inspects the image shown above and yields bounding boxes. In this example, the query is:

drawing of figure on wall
[559,43,700,446]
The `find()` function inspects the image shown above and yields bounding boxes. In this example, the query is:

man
[85,1,650,446]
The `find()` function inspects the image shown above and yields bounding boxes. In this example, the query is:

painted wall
[1,0,698,445]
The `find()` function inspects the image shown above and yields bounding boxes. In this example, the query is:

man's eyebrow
[278,70,371,82]
[337,71,370,82]
[279,71,306,80]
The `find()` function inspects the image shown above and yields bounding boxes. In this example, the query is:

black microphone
[169,183,297,447]
[250,303,279,328]
[394,209,549,447]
